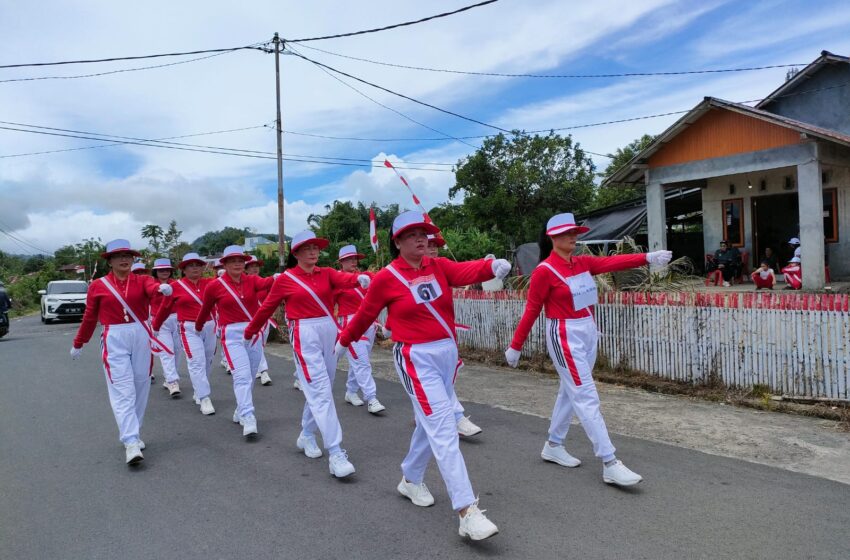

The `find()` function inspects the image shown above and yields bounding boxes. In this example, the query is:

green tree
[592,134,656,210]
[162,220,182,255]
[191,227,251,256]
[451,132,596,247]
[141,224,165,254]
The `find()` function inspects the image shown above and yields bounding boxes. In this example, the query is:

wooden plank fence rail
[451,290,850,399]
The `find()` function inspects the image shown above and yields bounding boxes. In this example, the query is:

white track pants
[156,313,184,383]
[100,322,153,445]
[258,324,270,373]
[220,322,262,418]
[340,314,378,401]
[179,320,215,400]
[289,317,343,452]
[546,317,616,460]
[393,338,476,511]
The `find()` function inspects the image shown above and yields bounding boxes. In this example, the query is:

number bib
[409,275,443,304]
[566,271,598,311]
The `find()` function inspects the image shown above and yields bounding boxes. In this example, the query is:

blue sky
[1,0,849,253]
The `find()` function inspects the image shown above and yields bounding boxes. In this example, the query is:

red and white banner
[369,206,379,253]
[384,159,432,222]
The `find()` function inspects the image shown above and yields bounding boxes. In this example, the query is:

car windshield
[48,283,88,295]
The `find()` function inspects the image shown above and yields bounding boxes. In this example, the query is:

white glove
[334,341,347,360]
[357,274,371,289]
[273,272,281,280]
[505,347,521,368]
[70,346,82,360]
[646,250,673,266]
[491,258,512,279]
[158,283,173,296]
[381,326,392,339]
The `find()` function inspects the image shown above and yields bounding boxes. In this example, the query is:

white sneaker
[345,392,364,406]
[367,398,386,414]
[259,370,272,386]
[458,501,499,541]
[293,378,302,391]
[328,450,356,478]
[457,416,482,437]
[165,381,181,397]
[397,478,434,507]
[603,459,643,487]
[197,397,215,415]
[723,281,731,287]
[220,359,228,369]
[240,414,258,437]
[296,434,323,458]
[232,410,241,424]
[125,442,144,465]
[541,443,581,468]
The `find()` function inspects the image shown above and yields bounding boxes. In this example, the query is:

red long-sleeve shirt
[73,272,161,348]
[245,266,360,339]
[334,271,374,316]
[152,277,213,331]
[149,280,174,316]
[509,252,648,350]
[339,256,494,346]
[195,274,274,331]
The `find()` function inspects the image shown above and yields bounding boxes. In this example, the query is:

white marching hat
[179,253,206,269]
[546,213,589,236]
[427,233,446,247]
[338,244,365,261]
[101,238,141,259]
[130,262,148,272]
[391,210,440,239]
[220,245,251,262]
[291,230,329,253]
[789,256,801,263]
[246,254,264,266]
[152,258,174,270]
[788,237,801,245]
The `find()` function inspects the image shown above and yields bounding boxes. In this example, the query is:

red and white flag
[369,206,379,253]
[384,158,442,244]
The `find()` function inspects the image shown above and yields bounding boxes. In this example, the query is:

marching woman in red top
[337,211,510,541]
[150,258,183,398]
[152,253,216,416]
[245,255,273,387]
[195,246,274,437]
[245,231,369,479]
[70,239,173,465]
[334,244,385,414]
[505,213,672,487]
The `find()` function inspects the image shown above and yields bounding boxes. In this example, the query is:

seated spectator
[751,261,776,290]
[781,257,802,290]
[788,237,801,260]
[708,241,742,287]
[762,247,779,273]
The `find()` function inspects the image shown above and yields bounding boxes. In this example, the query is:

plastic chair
[704,254,723,286]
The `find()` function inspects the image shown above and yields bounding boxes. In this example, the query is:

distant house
[603,51,850,289]
[58,264,85,278]
[244,236,276,251]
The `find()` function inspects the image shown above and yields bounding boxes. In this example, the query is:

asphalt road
[1,315,848,560]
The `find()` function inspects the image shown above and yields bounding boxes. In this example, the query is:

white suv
[39,280,88,323]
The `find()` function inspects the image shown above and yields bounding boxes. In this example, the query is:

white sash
[217,276,253,321]
[538,262,598,311]
[101,277,174,355]
[354,287,366,300]
[385,264,455,343]
[177,279,204,306]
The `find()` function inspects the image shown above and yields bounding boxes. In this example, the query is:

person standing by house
[336,211,510,541]
[70,239,173,465]
[751,260,776,290]
[762,247,779,273]
[150,258,183,398]
[335,244,385,414]
[710,241,741,287]
[504,213,672,487]
[195,246,275,438]
[245,231,368,479]
[245,255,273,387]
[152,253,216,415]
[781,256,802,290]
[788,237,802,260]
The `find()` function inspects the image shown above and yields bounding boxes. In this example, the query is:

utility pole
[273,32,286,270]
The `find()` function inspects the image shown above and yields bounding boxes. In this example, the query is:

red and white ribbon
[369,206,379,253]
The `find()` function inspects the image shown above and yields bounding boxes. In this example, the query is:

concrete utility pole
[273,32,286,270]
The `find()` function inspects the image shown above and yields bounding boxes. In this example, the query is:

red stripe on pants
[101,325,112,383]
[401,344,432,416]
[179,322,193,359]
[292,320,311,383]
[558,320,582,386]
[220,325,235,370]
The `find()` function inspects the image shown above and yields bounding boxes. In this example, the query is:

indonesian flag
[369,206,379,253]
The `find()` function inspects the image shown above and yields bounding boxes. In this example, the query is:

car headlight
[45,297,58,303]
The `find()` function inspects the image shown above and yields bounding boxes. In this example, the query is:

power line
[289,50,509,133]
[287,45,478,148]
[0,221,52,255]
[0,44,265,70]
[295,43,807,79]
[286,0,499,43]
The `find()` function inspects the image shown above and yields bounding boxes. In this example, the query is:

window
[722,199,744,247]
[824,189,838,242]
